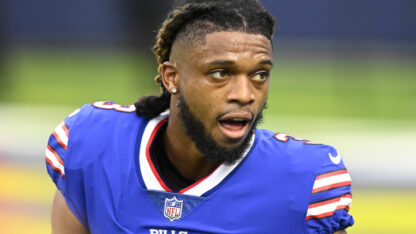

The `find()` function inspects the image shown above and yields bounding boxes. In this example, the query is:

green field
[2,49,415,120]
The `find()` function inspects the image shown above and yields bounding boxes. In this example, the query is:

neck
[163,111,220,182]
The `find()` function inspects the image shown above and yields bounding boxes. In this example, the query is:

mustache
[216,110,254,121]
[215,103,267,122]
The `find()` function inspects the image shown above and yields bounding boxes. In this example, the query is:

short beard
[177,94,264,165]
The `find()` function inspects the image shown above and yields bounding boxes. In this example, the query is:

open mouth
[218,113,253,140]
[220,118,250,129]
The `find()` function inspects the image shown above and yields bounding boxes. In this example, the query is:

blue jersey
[45,102,354,233]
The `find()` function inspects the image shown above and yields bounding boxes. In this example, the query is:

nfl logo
[164,196,183,222]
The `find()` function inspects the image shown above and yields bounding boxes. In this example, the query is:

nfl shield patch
[164,196,183,221]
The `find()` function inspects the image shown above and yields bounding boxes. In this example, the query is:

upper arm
[51,190,89,234]
[46,107,90,232]
[333,230,347,234]
[305,147,355,233]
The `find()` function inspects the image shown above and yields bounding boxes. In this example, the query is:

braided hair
[134,0,276,119]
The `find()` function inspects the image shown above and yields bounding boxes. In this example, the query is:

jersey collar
[138,111,255,197]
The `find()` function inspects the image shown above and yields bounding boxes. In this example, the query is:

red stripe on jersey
[47,145,64,166]
[145,119,172,192]
[341,193,352,199]
[45,156,65,178]
[308,194,352,209]
[306,206,351,221]
[62,122,69,138]
[336,205,350,211]
[52,131,68,150]
[306,210,333,221]
[308,197,340,209]
[179,165,220,194]
[316,169,348,180]
[312,181,351,193]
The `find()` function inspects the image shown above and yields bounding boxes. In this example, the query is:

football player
[46,0,354,233]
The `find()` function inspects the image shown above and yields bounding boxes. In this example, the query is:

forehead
[184,31,272,64]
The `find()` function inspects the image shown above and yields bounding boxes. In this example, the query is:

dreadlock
[134,0,276,119]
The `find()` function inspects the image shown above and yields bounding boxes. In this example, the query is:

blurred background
[0,0,415,233]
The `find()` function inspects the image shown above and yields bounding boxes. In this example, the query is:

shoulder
[253,129,339,171]
[253,129,350,191]
[57,101,144,129]
[47,101,148,171]
[78,101,143,124]
[253,129,354,232]
[71,102,148,159]
[250,129,346,199]
[45,101,148,226]
[68,101,146,135]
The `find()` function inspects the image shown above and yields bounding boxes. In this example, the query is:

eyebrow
[208,60,235,66]
[260,60,273,67]
[207,59,273,67]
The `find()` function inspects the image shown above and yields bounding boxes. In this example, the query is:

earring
[171,88,177,93]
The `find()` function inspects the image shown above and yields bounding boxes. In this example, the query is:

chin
[222,136,247,147]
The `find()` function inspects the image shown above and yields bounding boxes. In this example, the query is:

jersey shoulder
[45,101,148,226]
[45,101,147,180]
[68,101,147,167]
[254,129,340,168]
[254,129,354,233]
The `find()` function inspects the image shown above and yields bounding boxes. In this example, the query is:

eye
[252,71,269,81]
[210,70,228,79]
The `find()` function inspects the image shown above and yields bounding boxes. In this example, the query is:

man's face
[173,31,272,162]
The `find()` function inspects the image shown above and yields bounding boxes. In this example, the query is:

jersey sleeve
[305,146,355,233]
[45,107,88,226]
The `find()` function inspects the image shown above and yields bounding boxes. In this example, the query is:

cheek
[182,86,223,133]
[191,92,219,117]
[181,72,218,108]
[256,81,270,104]
[182,82,218,116]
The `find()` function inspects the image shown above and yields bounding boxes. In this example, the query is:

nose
[226,76,255,106]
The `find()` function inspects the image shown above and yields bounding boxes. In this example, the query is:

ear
[160,61,179,94]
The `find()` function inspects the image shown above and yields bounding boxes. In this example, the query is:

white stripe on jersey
[45,147,65,176]
[306,195,352,219]
[183,134,254,197]
[53,122,69,149]
[139,111,169,192]
[68,108,80,117]
[313,172,351,191]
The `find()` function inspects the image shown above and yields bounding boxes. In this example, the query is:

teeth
[232,118,244,121]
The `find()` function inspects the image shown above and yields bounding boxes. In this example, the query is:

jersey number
[273,133,320,145]
[92,101,136,113]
